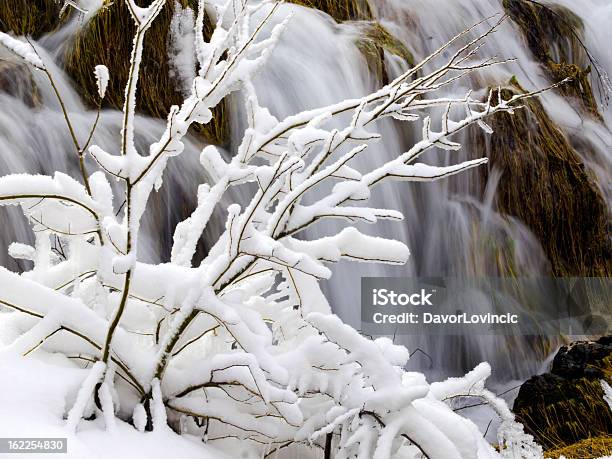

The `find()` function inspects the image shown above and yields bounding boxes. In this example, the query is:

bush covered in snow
[0,1,559,457]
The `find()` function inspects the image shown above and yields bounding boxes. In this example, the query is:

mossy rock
[477,83,611,276]
[503,0,600,118]
[355,22,415,85]
[516,376,611,449]
[286,0,373,22]
[0,0,63,38]
[513,337,612,451]
[545,437,612,459]
[64,0,229,145]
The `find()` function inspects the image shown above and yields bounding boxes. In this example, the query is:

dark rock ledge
[513,336,612,456]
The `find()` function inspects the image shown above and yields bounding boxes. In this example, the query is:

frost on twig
[94,65,109,99]
[0,3,552,457]
[0,33,45,69]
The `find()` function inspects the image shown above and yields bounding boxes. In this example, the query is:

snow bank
[0,354,228,459]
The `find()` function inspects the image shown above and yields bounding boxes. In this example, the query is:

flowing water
[246,0,612,381]
[0,0,610,386]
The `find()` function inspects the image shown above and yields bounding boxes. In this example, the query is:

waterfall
[242,0,611,380]
[0,0,609,384]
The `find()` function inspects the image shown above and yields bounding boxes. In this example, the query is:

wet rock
[513,336,612,451]
[286,0,373,22]
[476,84,611,277]
[0,0,63,38]
[354,22,415,85]
[552,335,612,379]
[0,61,41,107]
[503,0,602,118]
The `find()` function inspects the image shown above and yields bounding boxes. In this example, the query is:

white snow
[168,2,196,96]
[94,65,109,99]
[0,353,228,458]
[8,242,36,261]
[0,32,44,69]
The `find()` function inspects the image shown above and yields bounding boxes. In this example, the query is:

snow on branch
[0,32,44,69]
[94,65,109,99]
[0,173,102,237]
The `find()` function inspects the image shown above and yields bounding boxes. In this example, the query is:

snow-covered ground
[0,354,227,459]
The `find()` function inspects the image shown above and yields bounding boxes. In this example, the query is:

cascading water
[0,0,609,388]
[244,0,612,382]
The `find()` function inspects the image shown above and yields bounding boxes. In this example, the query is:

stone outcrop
[513,336,612,451]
